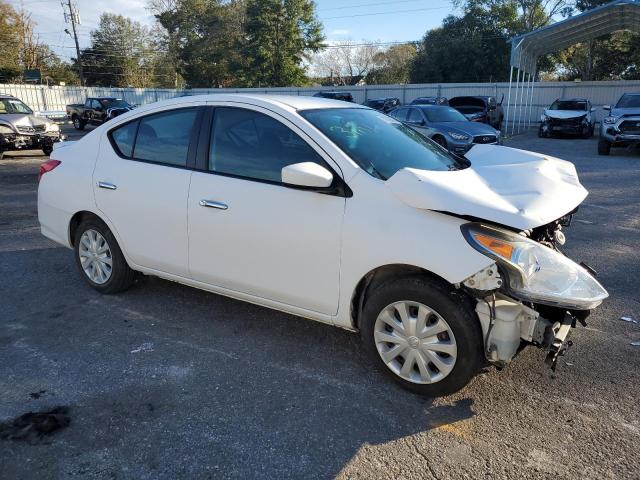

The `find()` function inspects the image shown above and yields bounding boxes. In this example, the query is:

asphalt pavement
[1,125,639,479]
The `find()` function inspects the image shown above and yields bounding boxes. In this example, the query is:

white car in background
[37,95,608,396]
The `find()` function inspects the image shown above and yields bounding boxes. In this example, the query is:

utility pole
[62,1,84,85]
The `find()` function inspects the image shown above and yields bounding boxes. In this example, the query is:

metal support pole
[512,68,522,136]
[504,66,514,136]
[527,65,537,129]
[517,71,526,133]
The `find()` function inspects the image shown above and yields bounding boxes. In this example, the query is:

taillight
[38,160,61,182]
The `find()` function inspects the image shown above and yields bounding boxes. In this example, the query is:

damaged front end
[459,216,608,370]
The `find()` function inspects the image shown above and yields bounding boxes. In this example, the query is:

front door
[187,106,345,315]
[93,106,201,276]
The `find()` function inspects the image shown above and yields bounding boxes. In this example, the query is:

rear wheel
[360,276,483,397]
[598,138,611,155]
[74,218,135,294]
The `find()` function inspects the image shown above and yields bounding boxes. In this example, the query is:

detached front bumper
[0,131,63,152]
[540,119,588,135]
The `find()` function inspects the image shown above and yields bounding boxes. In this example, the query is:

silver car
[0,94,63,159]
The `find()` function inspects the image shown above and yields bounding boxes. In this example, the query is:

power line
[321,5,451,20]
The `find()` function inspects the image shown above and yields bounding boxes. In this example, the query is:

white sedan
[38,94,608,396]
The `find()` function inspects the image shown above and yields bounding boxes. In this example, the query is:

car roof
[411,104,453,110]
[134,94,366,114]
[555,98,588,101]
[367,97,397,101]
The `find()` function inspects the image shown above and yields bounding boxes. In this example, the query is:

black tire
[432,135,448,150]
[581,125,591,139]
[42,146,53,156]
[538,125,546,138]
[0,150,4,160]
[72,116,85,131]
[598,138,611,155]
[360,276,483,397]
[73,218,136,294]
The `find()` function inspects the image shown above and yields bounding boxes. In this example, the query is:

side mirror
[603,105,611,111]
[282,162,333,189]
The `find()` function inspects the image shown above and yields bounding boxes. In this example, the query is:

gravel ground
[0,126,639,479]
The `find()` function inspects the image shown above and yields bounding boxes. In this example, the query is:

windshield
[550,100,587,111]
[101,98,130,108]
[0,98,33,114]
[424,107,468,123]
[616,95,640,108]
[300,108,466,180]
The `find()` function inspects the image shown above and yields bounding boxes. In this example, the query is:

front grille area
[473,135,497,144]
[16,125,46,134]
[548,116,584,126]
[619,120,640,134]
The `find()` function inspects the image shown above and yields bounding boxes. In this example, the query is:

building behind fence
[2,80,638,127]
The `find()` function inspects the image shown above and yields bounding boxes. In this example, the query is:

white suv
[38,95,608,396]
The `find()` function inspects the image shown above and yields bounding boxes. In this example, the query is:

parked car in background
[449,95,504,130]
[598,93,640,155]
[66,97,135,130]
[539,98,595,139]
[312,91,354,102]
[389,104,500,155]
[38,95,608,396]
[0,93,63,159]
[364,97,401,113]
[410,96,448,106]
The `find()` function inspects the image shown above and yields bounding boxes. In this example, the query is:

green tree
[242,0,324,87]
[153,0,246,88]
[80,13,170,87]
[410,7,516,83]
[0,0,24,82]
[366,43,417,85]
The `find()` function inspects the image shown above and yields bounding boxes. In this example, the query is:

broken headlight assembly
[461,223,608,310]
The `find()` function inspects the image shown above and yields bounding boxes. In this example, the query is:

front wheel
[431,135,448,150]
[360,276,483,397]
[72,116,85,131]
[42,146,53,156]
[598,138,611,155]
[74,218,136,294]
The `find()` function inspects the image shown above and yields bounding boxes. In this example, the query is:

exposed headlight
[541,114,549,122]
[603,116,617,124]
[0,124,14,134]
[461,223,608,310]
[448,132,470,141]
[47,123,60,132]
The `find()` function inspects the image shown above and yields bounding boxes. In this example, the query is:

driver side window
[209,107,325,184]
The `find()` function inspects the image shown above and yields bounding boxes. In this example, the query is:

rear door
[187,105,346,315]
[93,106,203,276]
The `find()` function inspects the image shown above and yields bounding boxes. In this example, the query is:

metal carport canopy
[510,0,640,70]
[504,0,640,135]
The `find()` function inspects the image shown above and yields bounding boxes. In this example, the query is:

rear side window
[210,107,324,183]
[407,109,423,123]
[133,109,197,166]
[109,108,198,166]
[390,108,408,121]
[111,121,138,157]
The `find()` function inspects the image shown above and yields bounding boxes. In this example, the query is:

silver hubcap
[374,301,457,384]
[78,229,112,284]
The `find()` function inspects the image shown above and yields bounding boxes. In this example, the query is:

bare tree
[312,40,382,85]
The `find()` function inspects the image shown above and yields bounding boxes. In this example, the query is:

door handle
[199,199,228,210]
[97,181,117,190]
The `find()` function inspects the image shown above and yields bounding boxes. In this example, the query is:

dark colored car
[410,96,448,106]
[66,97,135,130]
[539,98,595,139]
[388,104,501,155]
[0,94,63,159]
[598,93,640,155]
[312,91,354,102]
[449,95,504,130]
[364,97,401,113]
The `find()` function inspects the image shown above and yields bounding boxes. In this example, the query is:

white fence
[2,80,638,126]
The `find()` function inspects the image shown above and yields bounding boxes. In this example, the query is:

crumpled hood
[0,113,50,130]
[385,144,587,230]
[544,109,587,120]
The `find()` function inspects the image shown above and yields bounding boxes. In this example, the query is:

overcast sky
[9,0,455,59]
